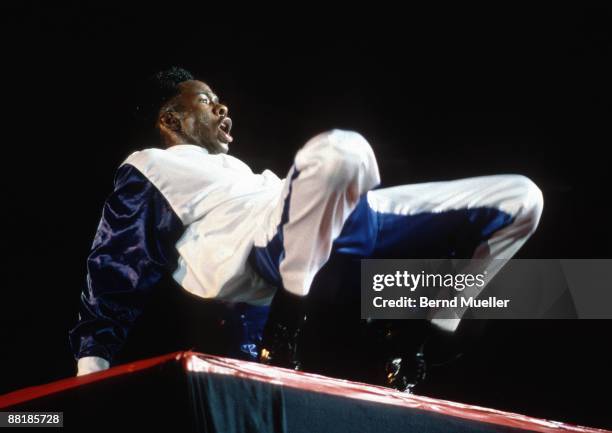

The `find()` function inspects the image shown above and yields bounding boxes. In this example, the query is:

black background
[1,5,610,429]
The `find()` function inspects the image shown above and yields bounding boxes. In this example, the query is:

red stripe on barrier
[0,351,186,408]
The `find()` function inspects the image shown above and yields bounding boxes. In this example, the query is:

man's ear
[158,110,182,133]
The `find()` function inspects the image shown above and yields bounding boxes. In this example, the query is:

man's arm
[69,163,183,375]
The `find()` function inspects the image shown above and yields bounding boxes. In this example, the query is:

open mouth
[218,117,233,143]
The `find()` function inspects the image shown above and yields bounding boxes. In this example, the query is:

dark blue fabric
[331,196,379,256]
[69,164,185,362]
[70,163,271,364]
[230,303,272,361]
[371,205,515,259]
[249,167,301,287]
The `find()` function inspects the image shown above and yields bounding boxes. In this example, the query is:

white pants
[250,130,544,331]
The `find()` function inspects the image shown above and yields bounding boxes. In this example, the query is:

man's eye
[199,97,210,104]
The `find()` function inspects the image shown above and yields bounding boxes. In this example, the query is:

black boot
[367,319,430,392]
[259,289,308,370]
[384,344,427,393]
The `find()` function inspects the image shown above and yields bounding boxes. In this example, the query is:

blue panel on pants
[249,168,300,287]
[371,206,515,259]
[249,191,515,288]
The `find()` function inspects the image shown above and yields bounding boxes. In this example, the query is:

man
[70,67,543,379]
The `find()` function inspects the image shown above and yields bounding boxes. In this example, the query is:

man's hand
[76,356,110,376]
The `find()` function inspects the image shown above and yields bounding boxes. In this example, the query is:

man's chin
[216,140,230,154]
[205,140,230,155]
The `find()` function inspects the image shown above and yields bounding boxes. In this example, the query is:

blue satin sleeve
[68,163,184,363]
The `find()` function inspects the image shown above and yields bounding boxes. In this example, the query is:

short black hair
[133,66,195,134]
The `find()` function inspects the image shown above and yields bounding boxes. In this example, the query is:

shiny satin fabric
[69,164,185,361]
[69,164,268,364]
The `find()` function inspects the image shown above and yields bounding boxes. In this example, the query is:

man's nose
[213,103,228,118]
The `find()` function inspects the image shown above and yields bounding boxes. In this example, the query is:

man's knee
[507,175,544,235]
[297,129,380,191]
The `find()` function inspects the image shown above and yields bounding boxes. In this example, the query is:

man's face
[168,80,233,154]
